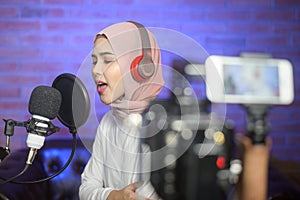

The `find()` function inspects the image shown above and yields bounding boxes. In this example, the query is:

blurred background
[0,0,299,197]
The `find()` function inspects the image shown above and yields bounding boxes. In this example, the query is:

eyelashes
[92,59,114,66]
[92,56,116,66]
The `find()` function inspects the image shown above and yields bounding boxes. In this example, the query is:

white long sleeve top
[79,111,159,200]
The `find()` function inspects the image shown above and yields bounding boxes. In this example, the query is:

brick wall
[0,0,299,164]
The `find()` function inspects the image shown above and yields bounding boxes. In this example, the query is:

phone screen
[205,55,294,105]
[223,64,279,98]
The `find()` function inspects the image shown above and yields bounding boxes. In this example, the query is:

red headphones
[128,21,155,82]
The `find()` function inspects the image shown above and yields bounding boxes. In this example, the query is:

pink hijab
[96,22,164,120]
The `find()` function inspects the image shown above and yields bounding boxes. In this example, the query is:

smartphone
[205,55,294,105]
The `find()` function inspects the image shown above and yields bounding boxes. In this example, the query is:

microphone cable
[0,164,30,185]
[0,131,77,184]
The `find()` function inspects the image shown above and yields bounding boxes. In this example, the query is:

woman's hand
[107,182,151,200]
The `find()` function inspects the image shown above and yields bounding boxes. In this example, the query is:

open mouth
[97,81,107,94]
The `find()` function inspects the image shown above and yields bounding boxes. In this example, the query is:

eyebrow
[92,52,114,57]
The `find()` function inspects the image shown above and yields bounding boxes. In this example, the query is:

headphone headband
[128,21,151,58]
[128,21,155,82]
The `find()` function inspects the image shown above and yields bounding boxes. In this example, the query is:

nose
[92,62,104,78]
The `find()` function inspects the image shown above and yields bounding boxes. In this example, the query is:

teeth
[97,83,107,88]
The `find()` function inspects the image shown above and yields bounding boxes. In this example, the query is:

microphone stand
[0,120,77,185]
[0,118,61,185]
[1,119,26,161]
[1,118,60,160]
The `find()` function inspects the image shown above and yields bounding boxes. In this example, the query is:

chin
[100,96,112,105]
[100,94,124,105]
[100,100,112,105]
[101,101,111,105]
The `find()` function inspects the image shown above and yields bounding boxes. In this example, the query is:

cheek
[105,63,125,97]
[91,67,96,80]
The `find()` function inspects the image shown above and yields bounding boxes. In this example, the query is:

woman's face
[92,36,125,105]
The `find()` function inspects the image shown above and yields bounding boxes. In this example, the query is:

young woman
[79,21,164,200]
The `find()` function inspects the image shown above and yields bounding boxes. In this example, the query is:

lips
[96,80,107,95]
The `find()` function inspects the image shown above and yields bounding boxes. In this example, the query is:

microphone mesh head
[29,86,62,120]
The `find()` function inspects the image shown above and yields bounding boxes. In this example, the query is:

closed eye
[103,54,116,64]
[103,60,114,64]
[91,53,115,66]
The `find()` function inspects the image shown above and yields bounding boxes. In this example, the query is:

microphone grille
[29,86,62,120]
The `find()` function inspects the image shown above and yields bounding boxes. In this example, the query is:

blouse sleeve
[79,125,113,200]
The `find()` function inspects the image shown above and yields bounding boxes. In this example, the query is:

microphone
[25,86,62,165]
[0,86,62,185]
